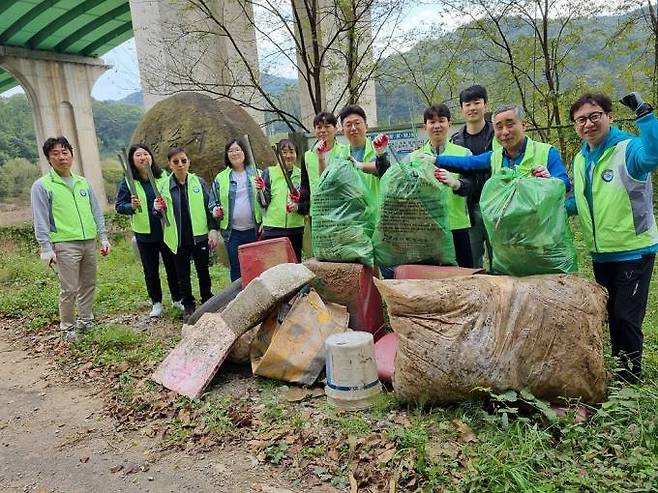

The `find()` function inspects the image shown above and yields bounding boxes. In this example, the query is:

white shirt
[231,170,255,231]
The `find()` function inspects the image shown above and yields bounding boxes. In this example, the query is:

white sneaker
[61,328,79,342]
[172,300,184,311]
[149,302,164,318]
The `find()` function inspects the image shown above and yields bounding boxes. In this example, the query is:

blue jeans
[224,228,258,281]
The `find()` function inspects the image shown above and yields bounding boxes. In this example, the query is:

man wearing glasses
[567,92,658,384]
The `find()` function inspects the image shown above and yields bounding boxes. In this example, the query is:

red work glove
[372,133,389,151]
[154,197,166,212]
[289,189,301,203]
[255,175,266,190]
[314,139,329,154]
[212,206,224,219]
[532,166,551,178]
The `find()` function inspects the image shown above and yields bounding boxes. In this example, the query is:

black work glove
[620,92,654,119]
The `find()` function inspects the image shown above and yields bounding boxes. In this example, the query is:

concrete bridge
[0,0,377,206]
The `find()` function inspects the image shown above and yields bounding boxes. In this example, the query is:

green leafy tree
[92,100,144,157]
[0,158,40,200]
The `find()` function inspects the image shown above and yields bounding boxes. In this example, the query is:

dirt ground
[0,202,32,227]
[0,333,331,493]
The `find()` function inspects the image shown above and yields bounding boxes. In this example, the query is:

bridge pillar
[292,0,378,130]
[130,0,263,124]
[0,46,108,207]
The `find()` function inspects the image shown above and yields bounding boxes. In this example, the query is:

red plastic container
[374,332,399,383]
[356,266,386,341]
[303,260,386,340]
[238,237,297,288]
[393,264,483,280]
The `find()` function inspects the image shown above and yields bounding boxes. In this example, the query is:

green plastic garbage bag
[311,159,376,266]
[372,158,456,267]
[481,169,578,276]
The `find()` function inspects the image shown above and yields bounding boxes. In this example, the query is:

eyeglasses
[574,111,605,127]
[228,148,243,154]
[171,158,188,164]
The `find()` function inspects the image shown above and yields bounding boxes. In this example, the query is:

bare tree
[441,0,600,156]
[614,1,658,106]
[146,0,411,132]
[378,25,470,107]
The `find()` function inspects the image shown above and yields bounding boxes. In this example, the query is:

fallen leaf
[452,419,477,443]
[178,408,192,426]
[349,472,358,493]
[378,447,396,464]
[79,456,89,463]
[309,387,325,398]
[110,464,123,473]
[283,387,311,402]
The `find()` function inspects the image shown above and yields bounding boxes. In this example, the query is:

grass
[0,221,657,491]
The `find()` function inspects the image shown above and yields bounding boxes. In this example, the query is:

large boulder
[130,93,275,183]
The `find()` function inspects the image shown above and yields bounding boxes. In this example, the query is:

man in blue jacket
[567,92,658,383]
[426,103,571,193]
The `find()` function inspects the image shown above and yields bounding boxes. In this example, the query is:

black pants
[262,227,305,263]
[593,254,655,383]
[174,240,213,309]
[452,228,474,268]
[136,241,180,303]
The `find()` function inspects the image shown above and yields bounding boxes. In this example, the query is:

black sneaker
[183,305,195,322]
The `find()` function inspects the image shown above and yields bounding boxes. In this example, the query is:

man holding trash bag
[419,104,575,277]
[422,103,570,192]
[410,103,474,267]
[567,91,658,383]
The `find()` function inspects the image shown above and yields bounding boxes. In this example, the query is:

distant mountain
[375,10,650,123]
[262,73,297,95]
[117,91,144,108]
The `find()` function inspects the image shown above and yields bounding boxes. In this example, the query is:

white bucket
[325,331,382,411]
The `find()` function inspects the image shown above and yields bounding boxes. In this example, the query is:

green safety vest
[574,139,658,253]
[304,141,349,198]
[262,165,305,229]
[41,170,97,243]
[336,138,380,198]
[490,137,551,175]
[127,174,169,234]
[213,167,262,231]
[411,141,471,230]
[161,173,209,254]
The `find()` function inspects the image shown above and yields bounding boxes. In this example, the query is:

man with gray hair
[423,103,571,192]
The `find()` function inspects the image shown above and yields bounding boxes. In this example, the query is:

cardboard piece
[251,289,349,385]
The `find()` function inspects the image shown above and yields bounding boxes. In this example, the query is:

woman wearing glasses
[154,147,219,320]
[210,139,262,282]
[566,91,658,384]
[115,144,181,317]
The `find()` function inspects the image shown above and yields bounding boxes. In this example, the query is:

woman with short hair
[154,147,219,319]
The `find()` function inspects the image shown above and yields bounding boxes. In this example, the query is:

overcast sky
[0,0,627,102]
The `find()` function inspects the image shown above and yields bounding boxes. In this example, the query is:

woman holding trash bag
[115,144,182,318]
[209,139,262,282]
[255,139,306,262]
[154,147,219,320]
